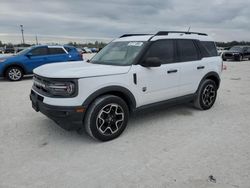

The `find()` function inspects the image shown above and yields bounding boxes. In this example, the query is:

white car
[30,31,222,141]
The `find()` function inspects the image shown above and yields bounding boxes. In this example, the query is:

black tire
[84,95,129,141]
[5,66,23,81]
[222,58,227,61]
[193,79,217,110]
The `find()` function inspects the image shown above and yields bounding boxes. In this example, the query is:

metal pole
[35,35,38,45]
[20,25,25,44]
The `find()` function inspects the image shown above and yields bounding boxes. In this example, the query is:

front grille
[33,75,51,96]
[32,74,78,98]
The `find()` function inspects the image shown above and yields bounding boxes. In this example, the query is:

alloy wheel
[96,103,124,136]
[202,84,216,107]
[8,68,22,81]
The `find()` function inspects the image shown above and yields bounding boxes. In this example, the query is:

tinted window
[197,42,210,57]
[49,48,66,55]
[201,41,218,56]
[177,40,199,62]
[145,40,175,64]
[31,47,48,56]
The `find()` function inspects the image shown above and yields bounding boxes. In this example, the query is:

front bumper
[30,90,85,131]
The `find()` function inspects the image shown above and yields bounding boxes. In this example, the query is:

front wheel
[84,95,129,141]
[193,79,217,110]
[5,66,23,81]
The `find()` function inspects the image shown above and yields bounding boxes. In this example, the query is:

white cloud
[0,0,250,43]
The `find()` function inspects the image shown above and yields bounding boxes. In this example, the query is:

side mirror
[141,57,162,67]
[26,52,33,57]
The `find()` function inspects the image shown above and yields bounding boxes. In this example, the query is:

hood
[33,61,131,78]
[0,54,16,61]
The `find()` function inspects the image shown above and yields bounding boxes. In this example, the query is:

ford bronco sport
[30,31,222,141]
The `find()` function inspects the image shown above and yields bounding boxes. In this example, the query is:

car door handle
[197,66,205,70]
[167,69,178,74]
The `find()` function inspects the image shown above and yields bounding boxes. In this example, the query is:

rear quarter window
[49,48,66,55]
[201,41,218,57]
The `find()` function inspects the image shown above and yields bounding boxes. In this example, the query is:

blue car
[0,45,83,81]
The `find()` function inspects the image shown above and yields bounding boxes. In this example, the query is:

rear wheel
[5,66,23,81]
[194,79,217,110]
[84,95,129,141]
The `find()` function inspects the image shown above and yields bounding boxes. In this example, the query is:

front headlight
[0,59,6,63]
[47,81,76,97]
[33,75,77,97]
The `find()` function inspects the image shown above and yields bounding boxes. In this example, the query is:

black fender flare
[197,72,221,93]
[82,85,137,111]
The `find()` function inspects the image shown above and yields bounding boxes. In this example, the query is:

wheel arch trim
[82,85,137,111]
[197,72,221,92]
[3,63,27,75]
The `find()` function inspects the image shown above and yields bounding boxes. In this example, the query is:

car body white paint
[32,33,222,108]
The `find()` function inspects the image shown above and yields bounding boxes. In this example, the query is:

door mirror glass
[141,57,162,67]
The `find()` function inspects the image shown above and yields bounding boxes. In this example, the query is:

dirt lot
[0,60,250,188]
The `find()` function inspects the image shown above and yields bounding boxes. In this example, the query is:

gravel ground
[0,60,250,188]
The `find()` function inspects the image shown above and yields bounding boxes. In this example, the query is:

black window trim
[48,47,67,55]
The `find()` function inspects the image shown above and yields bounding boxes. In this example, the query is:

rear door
[47,47,69,63]
[176,39,205,96]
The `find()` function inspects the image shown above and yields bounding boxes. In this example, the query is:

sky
[0,0,250,44]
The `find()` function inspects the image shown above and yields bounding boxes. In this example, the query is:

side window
[145,40,175,64]
[30,47,48,56]
[201,41,218,57]
[177,40,199,62]
[49,48,66,55]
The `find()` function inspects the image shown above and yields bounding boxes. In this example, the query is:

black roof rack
[156,31,208,36]
[119,34,152,38]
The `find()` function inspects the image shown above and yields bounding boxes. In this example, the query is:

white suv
[30,31,222,141]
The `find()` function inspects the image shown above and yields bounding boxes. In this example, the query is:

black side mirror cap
[141,57,162,67]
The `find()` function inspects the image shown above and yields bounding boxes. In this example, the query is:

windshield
[16,47,32,55]
[229,47,243,52]
[91,41,145,66]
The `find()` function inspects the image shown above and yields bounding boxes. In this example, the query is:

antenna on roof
[187,26,191,32]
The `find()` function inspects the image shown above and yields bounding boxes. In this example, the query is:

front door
[134,39,181,107]
[24,46,49,73]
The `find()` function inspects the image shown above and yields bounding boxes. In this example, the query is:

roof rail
[156,31,208,36]
[119,34,152,38]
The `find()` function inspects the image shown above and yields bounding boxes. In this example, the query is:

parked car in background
[217,47,228,56]
[15,47,27,53]
[0,47,4,54]
[222,46,250,61]
[82,47,92,53]
[90,48,98,53]
[3,47,15,54]
[0,45,83,81]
